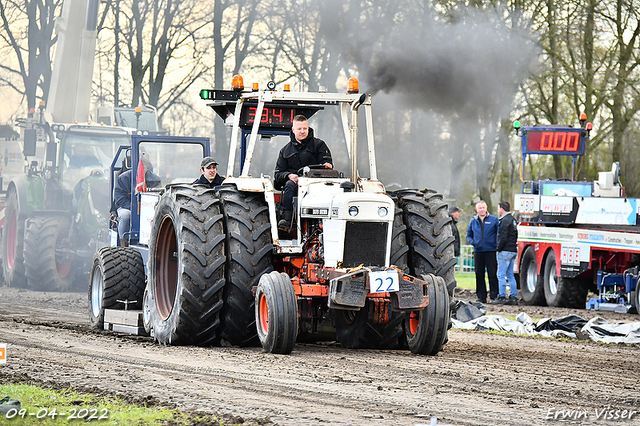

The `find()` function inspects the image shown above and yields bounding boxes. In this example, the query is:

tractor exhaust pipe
[350,93,367,187]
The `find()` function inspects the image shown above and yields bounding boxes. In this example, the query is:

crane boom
[47,0,100,123]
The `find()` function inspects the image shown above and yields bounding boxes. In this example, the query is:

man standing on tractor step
[194,157,224,188]
[274,115,332,232]
[466,200,499,303]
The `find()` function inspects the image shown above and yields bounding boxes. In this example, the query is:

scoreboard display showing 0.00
[522,128,586,156]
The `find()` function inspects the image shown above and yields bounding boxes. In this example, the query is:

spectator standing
[493,201,519,305]
[448,205,462,257]
[466,200,499,303]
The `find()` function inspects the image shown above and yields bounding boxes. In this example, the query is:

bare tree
[0,0,61,111]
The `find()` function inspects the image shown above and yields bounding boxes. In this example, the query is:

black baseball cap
[448,205,462,214]
[201,157,218,168]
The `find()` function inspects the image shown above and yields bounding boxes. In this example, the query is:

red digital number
[247,106,256,123]
[271,108,283,123]
[245,106,295,126]
[530,131,581,153]
[566,132,579,151]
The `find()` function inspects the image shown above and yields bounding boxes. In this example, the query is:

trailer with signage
[513,117,640,313]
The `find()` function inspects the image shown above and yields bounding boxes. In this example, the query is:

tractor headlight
[348,206,359,217]
[378,207,388,217]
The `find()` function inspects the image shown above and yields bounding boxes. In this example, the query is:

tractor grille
[342,221,388,268]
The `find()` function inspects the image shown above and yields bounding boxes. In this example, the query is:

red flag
[135,158,147,193]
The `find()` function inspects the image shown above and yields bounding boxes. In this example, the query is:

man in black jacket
[449,205,462,257]
[493,200,518,305]
[194,157,225,188]
[274,115,332,231]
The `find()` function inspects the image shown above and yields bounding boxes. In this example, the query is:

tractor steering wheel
[296,164,327,175]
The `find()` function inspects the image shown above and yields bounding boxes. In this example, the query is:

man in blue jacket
[466,200,499,303]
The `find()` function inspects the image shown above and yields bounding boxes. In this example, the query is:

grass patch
[455,272,476,290]
[0,383,232,425]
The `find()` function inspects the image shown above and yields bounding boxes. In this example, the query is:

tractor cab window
[138,141,206,189]
[61,132,131,194]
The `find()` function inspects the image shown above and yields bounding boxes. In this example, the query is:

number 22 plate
[369,271,400,293]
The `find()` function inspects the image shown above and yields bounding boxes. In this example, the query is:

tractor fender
[222,177,279,242]
[223,176,273,192]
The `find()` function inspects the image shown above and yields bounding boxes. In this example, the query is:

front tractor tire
[148,185,226,346]
[23,216,75,291]
[255,271,298,354]
[405,274,450,355]
[217,186,273,347]
[2,188,26,287]
[88,247,146,329]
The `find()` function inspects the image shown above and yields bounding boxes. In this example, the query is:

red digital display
[524,129,585,155]
[241,106,295,128]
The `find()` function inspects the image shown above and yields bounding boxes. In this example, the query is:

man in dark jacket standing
[449,205,462,257]
[466,200,499,303]
[274,115,332,231]
[493,201,519,305]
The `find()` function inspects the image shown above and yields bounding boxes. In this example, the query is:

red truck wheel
[519,246,546,305]
[543,250,588,308]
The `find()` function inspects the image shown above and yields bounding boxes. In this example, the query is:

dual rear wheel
[519,246,588,308]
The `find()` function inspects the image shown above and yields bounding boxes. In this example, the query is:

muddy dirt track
[0,286,639,426]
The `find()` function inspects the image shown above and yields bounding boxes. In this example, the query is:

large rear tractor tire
[23,216,75,292]
[148,185,226,346]
[519,246,545,305]
[543,250,589,308]
[2,189,26,287]
[255,271,298,354]
[217,186,273,347]
[392,189,456,296]
[404,274,450,355]
[390,189,455,354]
[88,247,146,329]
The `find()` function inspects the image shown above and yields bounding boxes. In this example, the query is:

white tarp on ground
[451,303,640,344]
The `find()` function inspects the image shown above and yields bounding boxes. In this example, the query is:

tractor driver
[274,115,332,232]
[114,153,160,246]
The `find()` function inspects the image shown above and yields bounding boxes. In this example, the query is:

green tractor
[0,107,138,291]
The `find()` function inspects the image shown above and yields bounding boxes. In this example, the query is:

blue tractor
[88,135,210,332]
